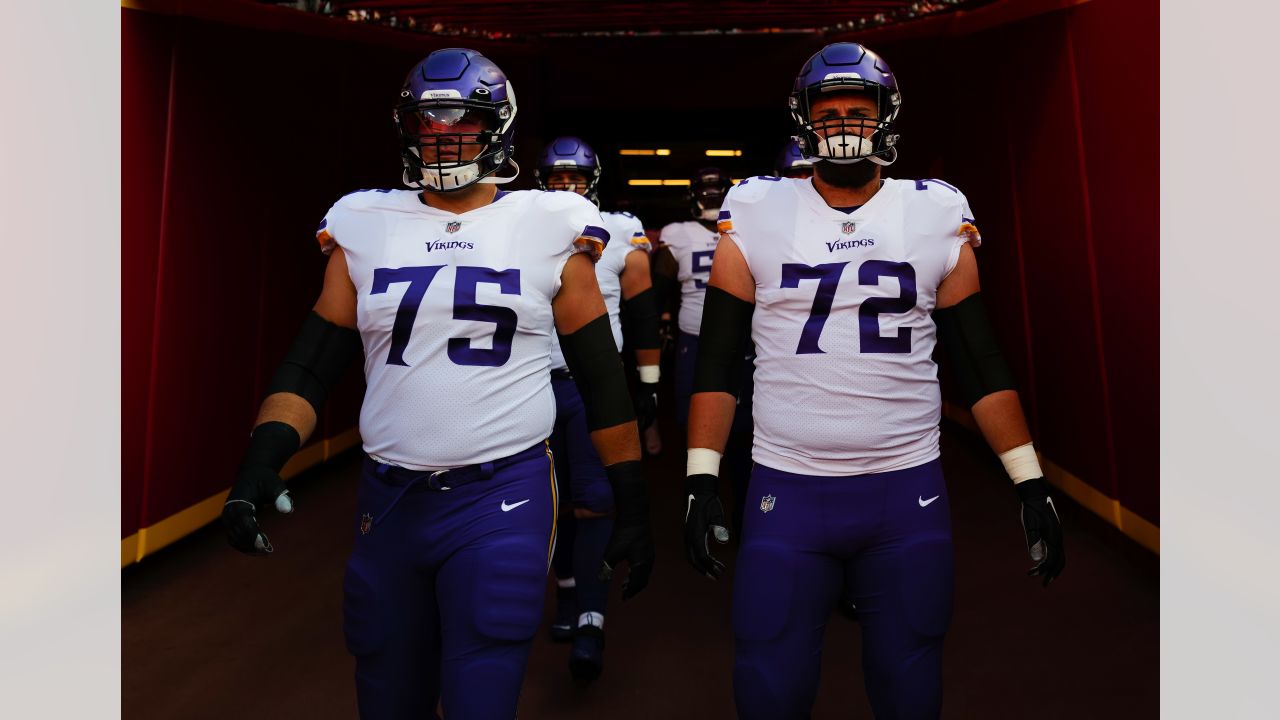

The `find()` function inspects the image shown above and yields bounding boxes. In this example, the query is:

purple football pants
[733,458,954,720]
[342,443,557,719]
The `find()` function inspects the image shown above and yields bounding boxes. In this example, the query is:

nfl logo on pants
[759,494,776,513]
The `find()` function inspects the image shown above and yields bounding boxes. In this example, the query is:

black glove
[634,381,659,431]
[599,461,654,600]
[685,473,730,579]
[1016,477,1066,586]
[222,421,299,555]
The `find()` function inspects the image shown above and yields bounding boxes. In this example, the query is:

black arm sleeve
[265,311,363,416]
[651,247,680,316]
[558,314,637,431]
[932,292,1018,408]
[692,286,754,397]
[621,287,661,351]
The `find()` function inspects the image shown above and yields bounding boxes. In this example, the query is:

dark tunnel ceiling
[311,0,991,39]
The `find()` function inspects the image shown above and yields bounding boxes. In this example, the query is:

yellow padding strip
[942,402,1158,554]
[121,533,140,567]
[123,428,359,567]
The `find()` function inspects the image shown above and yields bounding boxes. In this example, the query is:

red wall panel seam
[1065,18,1120,499]
[999,62,1040,433]
[138,40,179,534]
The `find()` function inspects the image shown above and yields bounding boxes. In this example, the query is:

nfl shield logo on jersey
[760,494,776,513]
[445,221,462,234]
[841,221,856,235]
[359,513,373,535]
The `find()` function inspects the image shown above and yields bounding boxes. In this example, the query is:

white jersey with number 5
[720,176,978,476]
[317,188,607,470]
[658,220,721,336]
[549,210,650,370]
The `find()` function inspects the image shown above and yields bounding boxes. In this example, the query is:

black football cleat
[568,625,605,684]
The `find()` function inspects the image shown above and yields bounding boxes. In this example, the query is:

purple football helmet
[688,167,733,221]
[775,139,814,178]
[533,136,602,206]
[789,42,901,167]
[393,48,518,192]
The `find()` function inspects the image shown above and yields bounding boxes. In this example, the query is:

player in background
[220,49,654,719]
[775,139,814,179]
[682,42,1066,719]
[532,136,662,682]
[652,168,756,538]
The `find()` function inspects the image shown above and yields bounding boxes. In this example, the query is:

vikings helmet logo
[760,494,776,513]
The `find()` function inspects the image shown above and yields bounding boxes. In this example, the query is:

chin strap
[478,159,521,185]
[819,146,898,167]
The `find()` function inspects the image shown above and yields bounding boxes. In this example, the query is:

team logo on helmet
[360,513,373,535]
[842,222,856,235]
[760,494,776,513]
[446,221,462,234]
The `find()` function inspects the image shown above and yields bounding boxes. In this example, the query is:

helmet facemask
[534,164,602,207]
[689,169,732,221]
[395,84,518,192]
[791,79,901,167]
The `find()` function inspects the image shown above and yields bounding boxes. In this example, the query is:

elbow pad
[621,287,661,351]
[266,311,363,416]
[692,286,754,396]
[558,314,636,431]
[932,293,1017,407]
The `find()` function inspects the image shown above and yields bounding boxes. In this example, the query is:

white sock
[578,611,605,630]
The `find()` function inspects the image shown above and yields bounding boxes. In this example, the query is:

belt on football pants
[550,368,573,381]
[362,441,548,528]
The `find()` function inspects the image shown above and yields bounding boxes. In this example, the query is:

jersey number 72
[780,260,916,354]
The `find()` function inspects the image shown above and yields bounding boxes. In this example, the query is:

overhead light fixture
[619,149,672,156]
[627,179,692,186]
[705,149,743,157]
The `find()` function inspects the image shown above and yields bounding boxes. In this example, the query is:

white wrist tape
[638,365,660,384]
[999,442,1043,484]
[687,447,722,477]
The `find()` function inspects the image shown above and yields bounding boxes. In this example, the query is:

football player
[220,48,654,719]
[775,139,814,179]
[652,168,756,537]
[533,136,662,682]
[682,42,1066,719]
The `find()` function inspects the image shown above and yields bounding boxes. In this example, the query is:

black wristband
[1014,477,1051,502]
[240,421,301,475]
[605,460,648,519]
[686,473,718,495]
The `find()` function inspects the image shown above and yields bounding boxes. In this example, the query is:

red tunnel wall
[122,0,1157,549]
[121,6,537,547]
[853,0,1159,527]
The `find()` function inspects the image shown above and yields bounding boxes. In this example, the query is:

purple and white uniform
[719,175,978,720]
[318,187,607,719]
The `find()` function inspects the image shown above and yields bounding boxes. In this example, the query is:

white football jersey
[317,188,607,470]
[658,220,721,335]
[720,176,977,476]
[549,210,650,370]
